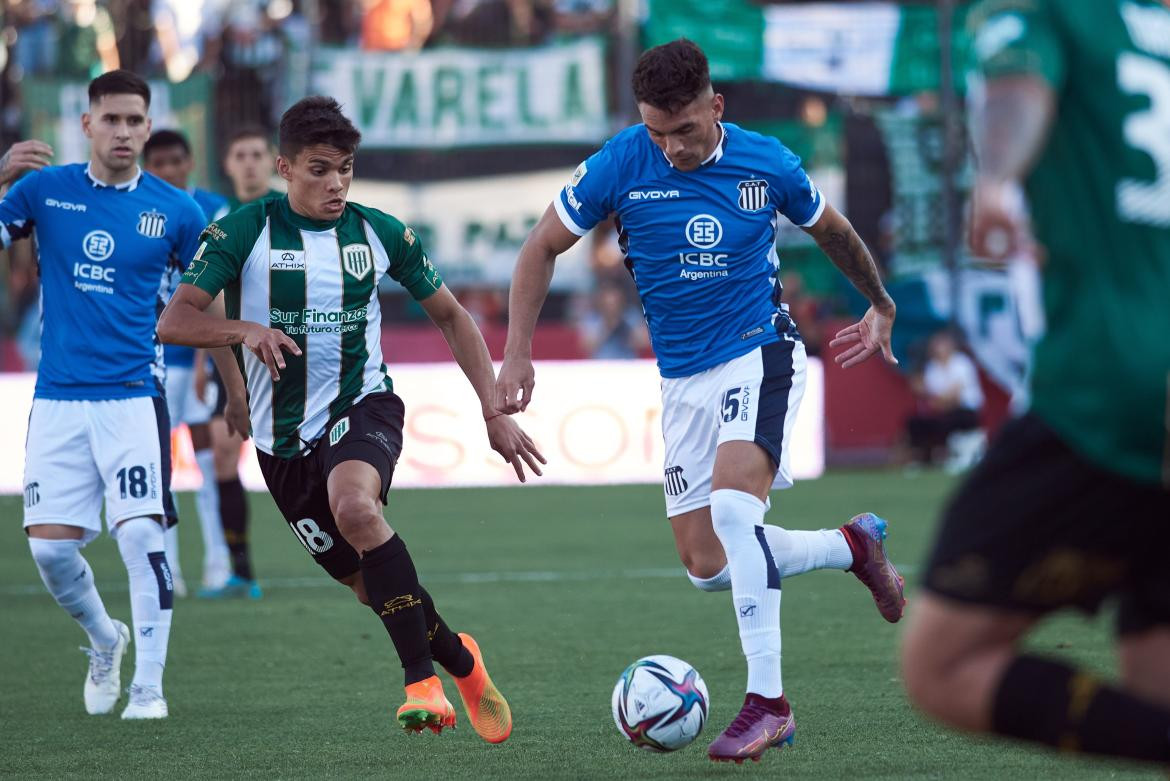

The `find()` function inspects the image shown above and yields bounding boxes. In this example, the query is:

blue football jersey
[162,186,224,369]
[0,164,206,399]
[556,122,824,378]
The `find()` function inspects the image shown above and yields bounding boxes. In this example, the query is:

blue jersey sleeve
[772,142,826,228]
[554,142,619,236]
[0,171,40,247]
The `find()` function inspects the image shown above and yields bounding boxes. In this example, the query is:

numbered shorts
[255,392,406,581]
[922,412,1170,634]
[660,338,807,516]
[165,365,216,427]
[23,396,176,542]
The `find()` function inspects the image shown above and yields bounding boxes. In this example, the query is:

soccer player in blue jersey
[144,128,232,597]
[497,39,905,762]
[1,70,207,720]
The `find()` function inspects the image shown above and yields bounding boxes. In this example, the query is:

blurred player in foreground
[197,126,283,599]
[158,96,545,740]
[496,39,905,762]
[902,0,1170,767]
[143,128,231,596]
[1,71,206,719]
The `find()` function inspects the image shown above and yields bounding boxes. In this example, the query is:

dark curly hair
[631,39,711,113]
[278,96,362,160]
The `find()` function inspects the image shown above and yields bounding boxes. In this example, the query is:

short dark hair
[143,129,191,160]
[631,39,710,113]
[88,69,151,109]
[224,125,273,156]
[278,97,361,160]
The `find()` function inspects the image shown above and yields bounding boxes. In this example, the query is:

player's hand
[969,177,1038,264]
[485,413,546,483]
[223,394,251,440]
[495,356,535,413]
[0,140,53,186]
[241,322,301,381]
[830,305,898,369]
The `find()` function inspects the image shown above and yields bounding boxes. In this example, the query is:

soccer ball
[611,655,709,752]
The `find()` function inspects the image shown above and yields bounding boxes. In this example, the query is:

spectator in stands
[55,0,120,79]
[905,329,984,468]
[7,0,59,77]
[151,0,211,81]
[438,0,552,47]
[206,0,289,146]
[360,0,433,50]
[577,280,648,360]
[551,0,611,36]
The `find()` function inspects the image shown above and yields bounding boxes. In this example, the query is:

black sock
[360,535,434,685]
[420,587,473,677]
[218,478,252,580]
[992,654,1170,763]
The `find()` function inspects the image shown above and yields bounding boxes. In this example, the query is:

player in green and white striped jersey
[159,97,543,741]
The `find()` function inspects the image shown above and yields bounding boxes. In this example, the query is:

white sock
[28,537,120,650]
[710,489,782,698]
[193,449,229,583]
[164,524,184,585]
[687,565,731,592]
[763,526,854,577]
[116,517,173,695]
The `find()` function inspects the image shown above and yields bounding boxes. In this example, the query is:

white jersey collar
[660,122,727,169]
[86,162,142,192]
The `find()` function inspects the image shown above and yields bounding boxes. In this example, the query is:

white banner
[349,170,591,290]
[762,3,900,96]
[0,359,823,495]
[313,39,609,148]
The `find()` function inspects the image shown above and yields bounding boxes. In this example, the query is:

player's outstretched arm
[420,284,547,482]
[158,283,301,381]
[803,204,898,369]
[497,204,581,413]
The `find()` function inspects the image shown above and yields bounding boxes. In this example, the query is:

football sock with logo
[116,517,173,694]
[992,655,1170,763]
[218,477,253,580]
[194,450,229,580]
[763,526,853,577]
[360,535,435,685]
[28,537,121,650]
[710,489,782,698]
[163,525,184,589]
[687,565,731,592]
[419,588,474,677]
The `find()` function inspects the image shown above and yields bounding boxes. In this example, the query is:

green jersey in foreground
[182,196,442,457]
[970,0,1170,485]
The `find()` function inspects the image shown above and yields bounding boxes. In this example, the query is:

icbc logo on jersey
[679,214,727,269]
[74,229,116,290]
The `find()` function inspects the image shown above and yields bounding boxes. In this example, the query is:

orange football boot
[451,633,512,744]
[396,675,457,734]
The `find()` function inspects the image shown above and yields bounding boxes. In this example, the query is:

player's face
[638,90,725,172]
[224,137,275,194]
[82,94,151,176]
[278,144,353,221]
[143,145,193,190]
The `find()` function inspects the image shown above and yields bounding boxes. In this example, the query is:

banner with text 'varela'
[312,39,609,149]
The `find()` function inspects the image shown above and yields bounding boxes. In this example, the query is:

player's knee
[28,536,76,569]
[333,495,381,539]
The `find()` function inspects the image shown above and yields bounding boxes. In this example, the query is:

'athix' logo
[380,594,422,617]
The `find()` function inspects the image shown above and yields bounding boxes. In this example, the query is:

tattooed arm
[803,204,898,368]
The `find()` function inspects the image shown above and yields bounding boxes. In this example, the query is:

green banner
[21,74,217,188]
[311,38,608,149]
[643,0,764,82]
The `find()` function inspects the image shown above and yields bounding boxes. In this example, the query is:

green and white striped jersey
[181,196,442,457]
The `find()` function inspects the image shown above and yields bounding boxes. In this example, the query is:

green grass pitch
[0,472,1158,779]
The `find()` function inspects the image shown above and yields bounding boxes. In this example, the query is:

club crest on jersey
[136,210,167,239]
[737,179,770,212]
[342,244,373,280]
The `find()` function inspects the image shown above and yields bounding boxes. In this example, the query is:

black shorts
[256,392,405,581]
[922,413,1170,635]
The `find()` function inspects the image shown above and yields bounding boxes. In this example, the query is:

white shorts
[165,365,216,427]
[22,396,175,542]
[660,339,808,516]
